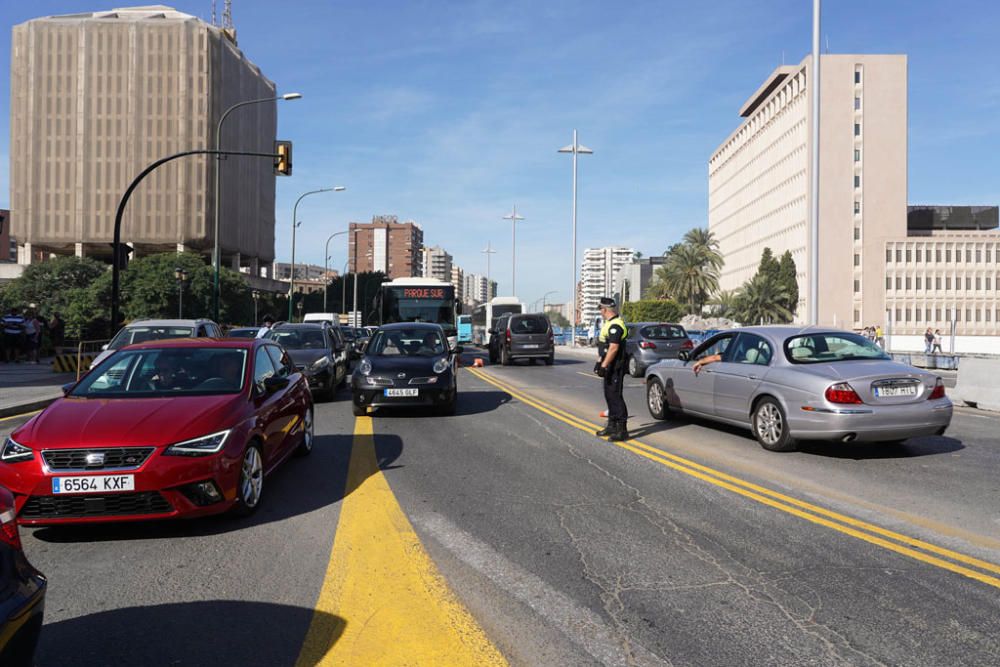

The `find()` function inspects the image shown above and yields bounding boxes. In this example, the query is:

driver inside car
[148,353,187,390]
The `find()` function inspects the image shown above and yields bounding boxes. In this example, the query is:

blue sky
[2,1,998,306]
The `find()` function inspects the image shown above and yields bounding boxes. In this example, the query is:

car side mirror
[678,350,690,362]
[452,345,464,356]
[61,382,77,396]
[262,375,289,394]
[101,343,109,351]
[358,340,368,354]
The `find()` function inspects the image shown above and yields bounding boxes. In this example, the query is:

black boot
[595,421,613,437]
[608,418,630,442]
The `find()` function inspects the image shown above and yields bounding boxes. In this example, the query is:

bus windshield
[381,285,457,336]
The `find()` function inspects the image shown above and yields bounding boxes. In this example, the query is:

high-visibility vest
[599,316,628,344]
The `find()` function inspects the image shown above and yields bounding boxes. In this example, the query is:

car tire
[752,397,797,452]
[231,441,264,517]
[544,354,554,366]
[500,347,511,366]
[352,400,366,417]
[295,408,314,457]
[628,356,642,378]
[647,377,669,420]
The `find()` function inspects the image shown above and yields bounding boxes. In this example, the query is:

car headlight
[1,437,34,463]
[359,359,372,376]
[310,356,331,372]
[433,358,450,374]
[164,430,231,457]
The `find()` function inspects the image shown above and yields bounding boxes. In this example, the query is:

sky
[1,0,999,307]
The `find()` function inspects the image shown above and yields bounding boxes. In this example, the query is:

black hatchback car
[352,323,460,416]
[489,313,554,366]
[0,484,46,666]
[266,323,349,401]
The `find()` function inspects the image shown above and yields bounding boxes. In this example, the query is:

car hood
[364,355,443,376]
[13,394,246,450]
[286,349,327,367]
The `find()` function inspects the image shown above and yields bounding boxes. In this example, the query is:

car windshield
[510,315,548,334]
[227,328,259,338]
[640,325,686,339]
[266,329,327,349]
[108,325,194,350]
[368,328,446,357]
[784,332,890,364]
[72,348,248,397]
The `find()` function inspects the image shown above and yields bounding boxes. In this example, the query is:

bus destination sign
[403,288,447,299]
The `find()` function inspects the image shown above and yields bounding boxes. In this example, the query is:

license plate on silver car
[874,385,917,397]
[52,475,135,494]
[385,388,418,397]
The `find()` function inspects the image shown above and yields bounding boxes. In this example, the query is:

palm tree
[659,243,720,314]
[709,289,739,318]
[645,265,673,300]
[682,227,723,271]
[735,273,792,325]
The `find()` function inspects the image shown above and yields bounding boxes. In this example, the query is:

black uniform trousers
[603,361,628,421]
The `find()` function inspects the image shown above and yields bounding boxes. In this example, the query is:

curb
[0,395,60,420]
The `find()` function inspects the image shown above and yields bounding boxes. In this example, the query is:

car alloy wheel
[296,408,314,456]
[647,378,667,420]
[240,445,264,509]
[628,356,640,378]
[753,398,796,452]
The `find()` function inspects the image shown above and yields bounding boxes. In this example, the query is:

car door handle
[748,374,759,380]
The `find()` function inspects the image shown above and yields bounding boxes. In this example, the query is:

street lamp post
[324,230,348,312]
[341,260,349,316]
[503,206,524,296]
[541,290,557,311]
[174,267,189,318]
[808,0,822,325]
[213,92,301,322]
[251,289,261,325]
[559,130,593,346]
[288,186,345,321]
[481,241,497,299]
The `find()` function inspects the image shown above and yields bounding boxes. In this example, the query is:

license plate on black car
[385,388,418,397]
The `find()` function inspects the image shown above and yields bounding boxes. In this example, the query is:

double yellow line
[467,366,1000,590]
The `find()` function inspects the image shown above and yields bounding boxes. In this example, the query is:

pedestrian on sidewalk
[924,328,935,354]
[23,310,42,364]
[875,324,885,349]
[932,329,943,354]
[2,307,25,363]
[49,312,65,350]
[593,297,629,442]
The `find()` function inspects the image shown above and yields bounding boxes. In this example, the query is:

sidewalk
[0,358,75,418]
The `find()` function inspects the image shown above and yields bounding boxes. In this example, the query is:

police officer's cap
[599,297,617,309]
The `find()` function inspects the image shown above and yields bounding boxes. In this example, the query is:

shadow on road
[798,436,965,460]
[30,431,403,543]
[626,419,686,439]
[369,389,511,419]
[37,600,344,667]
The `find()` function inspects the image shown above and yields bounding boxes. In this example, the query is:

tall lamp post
[541,290,557,312]
[323,230,348,312]
[251,289,261,325]
[503,206,524,296]
[481,241,497,299]
[174,267,189,318]
[288,186,345,320]
[559,130,593,346]
[213,92,301,322]
[808,0,821,325]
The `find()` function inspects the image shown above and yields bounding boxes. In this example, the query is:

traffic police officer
[594,297,629,441]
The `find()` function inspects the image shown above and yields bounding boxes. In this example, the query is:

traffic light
[275,140,292,176]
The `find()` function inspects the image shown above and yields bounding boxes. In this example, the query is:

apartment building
[9,6,278,275]
[451,265,464,305]
[348,215,423,279]
[420,246,453,282]
[580,246,636,324]
[463,273,497,306]
[613,256,668,304]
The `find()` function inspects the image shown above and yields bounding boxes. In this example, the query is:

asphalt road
[3,351,999,666]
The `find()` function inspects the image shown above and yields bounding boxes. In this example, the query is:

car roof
[378,322,444,331]
[126,337,258,350]
[123,319,215,327]
[272,322,325,330]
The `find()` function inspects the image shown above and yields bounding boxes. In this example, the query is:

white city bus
[471,296,524,346]
[375,277,459,346]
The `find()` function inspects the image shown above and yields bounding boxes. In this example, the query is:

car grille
[42,447,155,471]
[20,492,172,519]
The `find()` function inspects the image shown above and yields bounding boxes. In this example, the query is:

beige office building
[709,54,1000,345]
[9,6,278,274]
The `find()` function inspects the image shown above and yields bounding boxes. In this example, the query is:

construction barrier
[52,353,96,374]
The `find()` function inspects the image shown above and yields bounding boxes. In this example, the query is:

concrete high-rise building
[0,210,13,262]
[420,245,453,282]
[580,246,636,324]
[9,6,278,274]
[614,256,668,304]
[463,273,496,306]
[709,54,1000,348]
[450,265,464,304]
[349,215,423,279]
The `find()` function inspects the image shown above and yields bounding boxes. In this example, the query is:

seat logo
[85,452,106,466]
[397,372,407,378]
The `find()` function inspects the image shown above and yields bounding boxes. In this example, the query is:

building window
[854,175,861,189]
[966,309,972,322]
[936,249,942,262]
[905,309,911,322]
[966,248,972,263]
[906,249,912,262]
[988,248,993,263]
[855,69,862,84]
[946,277,952,290]
[905,276,912,290]
[854,201,861,215]
[976,248,982,263]
[916,248,922,263]
[854,96,861,110]
[976,277,982,291]
[886,276,892,290]
[916,276,922,290]
[854,279,860,293]
[895,249,902,263]
[987,276,993,291]
[976,309,982,323]
[895,308,902,323]
[895,277,902,290]
[935,276,941,290]
[854,122,861,136]
[854,253,860,267]
[854,227,861,240]
[854,309,860,323]
[854,149,861,162]
[886,249,892,262]
[946,249,952,262]
[936,308,941,321]
[987,309,993,323]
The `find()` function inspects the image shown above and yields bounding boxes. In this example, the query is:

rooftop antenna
[211,0,216,25]
[222,0,237,43]
[825,35,830,53]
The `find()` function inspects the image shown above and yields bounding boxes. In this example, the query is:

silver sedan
[644,326,952,451]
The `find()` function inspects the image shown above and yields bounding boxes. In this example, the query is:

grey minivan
[625,322,693,377]
[490,313,554,366]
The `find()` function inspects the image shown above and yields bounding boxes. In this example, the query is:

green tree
[657,243,720,315]
[682,227,723,272]
[777,250,799,317]
[0,256,107,316]
[709,289,740,318]
[757,247,780,283]
[734,273,791,325]
[622,299,684,323]
[298,271,387,324]
[548,311,570,328]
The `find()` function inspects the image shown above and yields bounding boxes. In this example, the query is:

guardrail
[51,339,110,380]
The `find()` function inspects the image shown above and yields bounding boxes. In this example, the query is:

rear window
[784,332,889,364]
[109,326,194,350]
[640,325,686,340]
[510,315,549,334]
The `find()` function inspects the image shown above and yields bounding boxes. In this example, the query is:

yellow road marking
[0,409,42,424]
[466,367,1000,589]
[296,416,507,667]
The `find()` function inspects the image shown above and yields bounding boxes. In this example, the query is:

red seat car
[0,338,313,525]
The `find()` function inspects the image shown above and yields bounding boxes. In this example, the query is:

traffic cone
[473,358,485,368]
[599,409,608,418]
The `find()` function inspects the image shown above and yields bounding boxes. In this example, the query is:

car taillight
[0,506,21,550]
[928,378,946,400]
[639,341,657,349]
[825,382,863,404]
[681,339,694,350]
[505,329,511,343]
